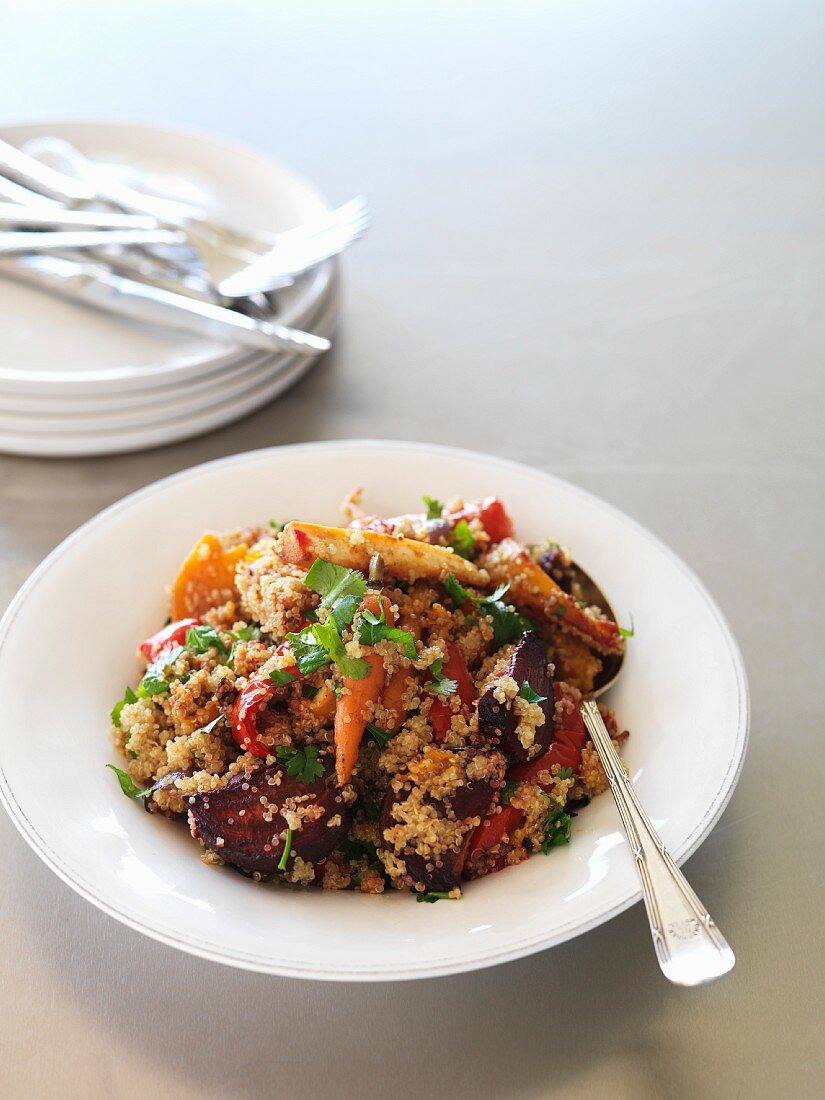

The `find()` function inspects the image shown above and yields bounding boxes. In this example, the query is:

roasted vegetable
[188,762,352,874]
[139,618,201,662]
[278,521,488,587]
[476,632,555,763]
[428,643,476,741]
[170,533,248,619]
[480,538,624,654]
[379,747,505,892]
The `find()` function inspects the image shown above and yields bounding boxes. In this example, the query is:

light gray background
[0,2,822,1097]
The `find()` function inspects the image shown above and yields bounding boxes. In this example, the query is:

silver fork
[16,136,369,279]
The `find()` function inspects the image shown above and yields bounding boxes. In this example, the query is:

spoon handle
[579,699,735,985]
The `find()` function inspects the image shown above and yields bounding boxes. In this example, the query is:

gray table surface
[1,2,822,1097]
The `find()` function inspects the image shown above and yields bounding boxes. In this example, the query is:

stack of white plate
[0,121,341,457]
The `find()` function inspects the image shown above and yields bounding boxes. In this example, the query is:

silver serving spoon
[563,560,735,986]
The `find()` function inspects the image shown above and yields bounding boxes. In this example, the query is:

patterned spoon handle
[580,699,735,985]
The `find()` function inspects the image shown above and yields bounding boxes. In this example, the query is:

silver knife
[0,228,189,255]
[0,201,160,230]
[0,253,330,356]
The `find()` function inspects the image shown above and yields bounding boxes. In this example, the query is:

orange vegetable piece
[334,592,395,785]
[170,533,248,619]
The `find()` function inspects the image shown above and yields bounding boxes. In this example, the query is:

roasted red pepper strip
[467,683,584,858]
[139,618,201,662]
[428,644,476,741]
[448,497,514,543]
[230,635,305,758]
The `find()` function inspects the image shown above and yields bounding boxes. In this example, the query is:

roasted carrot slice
[278,521,488,587]
[480,538,624,655]
[170,533,248,619]
[334,592,395,785]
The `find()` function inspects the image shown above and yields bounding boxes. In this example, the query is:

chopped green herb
[519,681,547,704]
[301,682,320,701]
[365,722,392,747]
[229,624,262,643]
[425,656,458,698]
[619,615,635,639]
[541,800,572,852]
[556,767,574,780]
[332,680,344,699]
[275,744,325,785]
[500,780,520,806]
[106,764,152,800]
[356,606,417,659]
[304,558,367,630]
[136,644,184,698]
[110,685,137,725]
[310,620,371,680]
[450,519,476,559]
[416,891,454,903]
[286,627,331,674]
[184,624,229,659]
[304,607,319,623]
[278,827,293,870]
[363,801,380,822]
[269,518,284,530]
[443,574,531,649]
[340,836,380,863]
[555,605,566,618]
[443,573,472,605]
[423,495,444,519]
[269,668,297,687]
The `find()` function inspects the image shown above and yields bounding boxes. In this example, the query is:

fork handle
[579,699,735,985]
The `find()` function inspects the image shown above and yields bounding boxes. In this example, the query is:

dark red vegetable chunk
[188,762,352,875]
[476,632,554,763]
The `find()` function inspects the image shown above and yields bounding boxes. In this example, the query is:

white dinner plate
[0,287,339,456]
[0,442,749,979]
[0,274,339,435]
[0,119,335,393]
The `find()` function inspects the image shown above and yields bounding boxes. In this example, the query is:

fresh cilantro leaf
[619,614,635,639]
[340,836,380,863]
[450,519,476,559]
[443,573,472,605]
[269,669,297,687]
[423,495,444,519]
[305,559,366,612]
[275,744,326,785]
[185,624,229,659]
[278,827,293,870]
[481,594,532,649]
[416,891,454,903]
[332,680,344,699]
[330,593,362,632]
[304,607,319,623]
[229,624,262,643]
[425,656,458,698]
[363,801,380,822]
[541,801,572,852]
[365,722,392,747]
[106,764,152,800]
[443,574,530,649]
[519,681,547,704]
[556,767,574,780]
[286,627,331,674]
[136,644,184,698]
[301,683,320,701]
[555,605,566,618]
[356,606,417,660]
[311,620,371,680]
[500,780,520,806]
[110,686,137,725]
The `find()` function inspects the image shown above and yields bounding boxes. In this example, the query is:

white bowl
[0,442,749,980]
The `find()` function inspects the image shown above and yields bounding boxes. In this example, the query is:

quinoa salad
[109,494,630,902]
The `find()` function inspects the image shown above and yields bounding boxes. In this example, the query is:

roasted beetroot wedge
[476,632,554,763]
[188,763,352,875]
[379,747,505,892]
